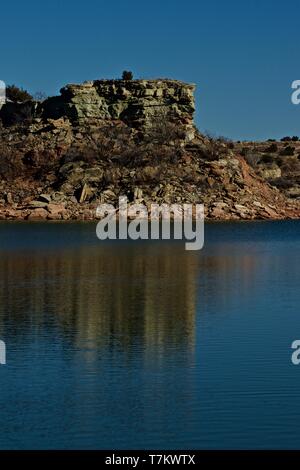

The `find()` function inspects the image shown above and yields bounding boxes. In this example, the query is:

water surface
[0,221,299,449]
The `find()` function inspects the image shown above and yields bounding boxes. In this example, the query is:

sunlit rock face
[42,79,196,141]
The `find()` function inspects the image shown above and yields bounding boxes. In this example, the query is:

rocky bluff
[0,77,299,221]
[1,79,196,141]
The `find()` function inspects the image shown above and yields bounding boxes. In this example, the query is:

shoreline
[0,205,299,222]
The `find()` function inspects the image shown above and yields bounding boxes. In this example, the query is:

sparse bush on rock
[243,152,260,167]
[122,70,133,80]
[266,143,278,153]
[281,136,299,142]
[6,85,32,103]
[280,145,295,156]
[260,154,276,164]
[202,133,229,161]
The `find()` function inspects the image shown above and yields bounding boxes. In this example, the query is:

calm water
[0,221,299,449]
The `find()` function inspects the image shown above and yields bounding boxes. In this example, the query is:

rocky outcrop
[40,79,196,140]
[1,79,196,141]
[0,116,299,221]
[235,140,300,201]
[0,77,299,221]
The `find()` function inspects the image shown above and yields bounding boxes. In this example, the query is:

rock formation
[0,77,299,221]
[43,79,195,139]
[1,79,196,141]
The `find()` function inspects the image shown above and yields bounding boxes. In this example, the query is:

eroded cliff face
[41,79,196,141]
[0,115,299,221]
[0,78,299,221]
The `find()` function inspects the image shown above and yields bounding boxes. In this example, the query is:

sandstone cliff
[0,77,299,221]
[1,79,196,141]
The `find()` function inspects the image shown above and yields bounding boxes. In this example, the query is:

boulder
[27,208,48,220]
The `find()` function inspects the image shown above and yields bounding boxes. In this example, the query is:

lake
[0,220,299,449]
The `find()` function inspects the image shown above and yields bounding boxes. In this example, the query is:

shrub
[280,158,300,173]
[1,101,35,126]
[239,147,259,165]
[266,143,278,153]
[93,124,132,161]
[0,144,22,180]
[202,132,228,161]
[280,136,299,142]
[215,135,235,149]
[134,166,161,184]
[280,145,295,156]
[63,124,133,165]
[269,177,294,189]
[260,154,275,164]
[6,85,32,102]
[122,70,133,80]
[31,149,61,180]
[243,152,260,167]
[145,111,185,146]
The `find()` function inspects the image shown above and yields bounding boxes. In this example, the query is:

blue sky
[1,0,299,140]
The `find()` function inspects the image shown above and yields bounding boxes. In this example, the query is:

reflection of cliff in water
[0,233,270,364]
[0,244,198,358]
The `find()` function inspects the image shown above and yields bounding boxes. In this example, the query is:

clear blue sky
[1,0,299,140]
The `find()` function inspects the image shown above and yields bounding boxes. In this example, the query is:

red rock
[27,208,48,220]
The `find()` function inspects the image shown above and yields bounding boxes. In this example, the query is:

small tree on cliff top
[122,70,133,80]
